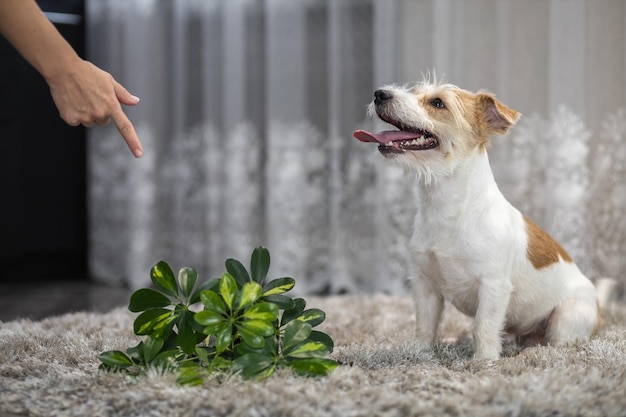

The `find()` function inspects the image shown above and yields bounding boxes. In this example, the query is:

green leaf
[163,330,183,350]
[195,346,212,365]
[97,350,134,369]
[202,323,227,336]
[189,278,220,304]
[286,358,338,377]
[191,316,209,335]
[199,290,227,315]
[281,320,312,352]
[237,281,263,310]
[239,319,275,337]
[262,294,296,310]
[243,302,279,322]
[262,277,295,296]
[225,258,251,287]
[178,311,198,355]
[219,273,238,312]
[150,261,179,298]
[128,288,172,312]
[176,366,205,386]
[297,309,326,328]
[153,317,178,340]
[177,267,198,300]
[133,308,173,335]
[126,343,143,363]
[215,324,233,353]
[194,310,224,328]
[280,298,306,326]
[250,246,270,284]
[309,330,334,353]
[238,327,266,349]
[235,334,276,357]
[143,335,164,363]
[150,350,180,371]
[209,355,233,372]
[232,353,275,380]
[283,341,329,359]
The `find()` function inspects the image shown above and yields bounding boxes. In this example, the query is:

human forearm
[0,0,80,83]
[0,0,144,158]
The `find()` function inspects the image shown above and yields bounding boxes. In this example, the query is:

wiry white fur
[368,82,599,360]
[408,148,597,359]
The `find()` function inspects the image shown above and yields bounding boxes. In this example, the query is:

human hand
[47,59,144,158]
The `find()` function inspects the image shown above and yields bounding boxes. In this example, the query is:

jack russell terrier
[354,81,600,360]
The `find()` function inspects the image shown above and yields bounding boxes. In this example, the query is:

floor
[0,280,132,322]
[0,281,132,417]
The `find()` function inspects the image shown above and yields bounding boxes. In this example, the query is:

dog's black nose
[374,89,392,105]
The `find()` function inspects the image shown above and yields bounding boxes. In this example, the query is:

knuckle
[117,120,133,134]
[92,108,110,121]
[62,114,80,126]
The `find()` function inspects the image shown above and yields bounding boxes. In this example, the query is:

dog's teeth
[391,136,433,149]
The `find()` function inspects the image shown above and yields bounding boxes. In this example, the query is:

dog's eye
[430,98,446,109]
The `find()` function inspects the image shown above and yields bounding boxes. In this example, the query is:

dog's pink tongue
[353,129,417,144]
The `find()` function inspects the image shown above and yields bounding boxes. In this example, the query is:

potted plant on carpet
[98,246,337,384]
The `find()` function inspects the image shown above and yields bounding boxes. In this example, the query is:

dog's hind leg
[546,297,600,345]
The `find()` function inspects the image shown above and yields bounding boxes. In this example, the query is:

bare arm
[0,0,143,158]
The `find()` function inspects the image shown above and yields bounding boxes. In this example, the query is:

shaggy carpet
[1,294,625,417]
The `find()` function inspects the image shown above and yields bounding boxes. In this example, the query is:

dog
[353,80,600,360]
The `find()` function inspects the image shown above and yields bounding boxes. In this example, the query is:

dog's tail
[595,277,625,310]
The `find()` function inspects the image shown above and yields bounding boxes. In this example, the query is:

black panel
[0,1,86,280]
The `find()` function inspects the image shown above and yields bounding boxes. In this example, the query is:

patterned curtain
[87,0,626,293]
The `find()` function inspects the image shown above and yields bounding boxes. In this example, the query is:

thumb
[114,81,140,106]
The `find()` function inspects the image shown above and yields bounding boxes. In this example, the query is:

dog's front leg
[410,262,444,350]
[473,277,512,360]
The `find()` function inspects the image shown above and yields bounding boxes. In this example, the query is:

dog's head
[354,81,520,180]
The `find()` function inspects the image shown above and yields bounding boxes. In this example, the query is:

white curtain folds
[87,0,626,292]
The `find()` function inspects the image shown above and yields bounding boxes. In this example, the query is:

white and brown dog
[354,80,600,360]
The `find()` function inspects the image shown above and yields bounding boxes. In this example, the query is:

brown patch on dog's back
[524,216,573,269]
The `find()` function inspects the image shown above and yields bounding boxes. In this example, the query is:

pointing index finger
[111,106,143,158]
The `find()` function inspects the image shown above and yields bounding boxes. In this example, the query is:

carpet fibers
[1,295,625,417]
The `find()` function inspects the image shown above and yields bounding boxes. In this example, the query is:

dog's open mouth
[353,127,439,153]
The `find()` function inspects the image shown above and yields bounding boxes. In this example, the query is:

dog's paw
[412,339,433,353]
[474,345,501,361]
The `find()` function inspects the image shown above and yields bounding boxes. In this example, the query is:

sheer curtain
[87,0,626,293]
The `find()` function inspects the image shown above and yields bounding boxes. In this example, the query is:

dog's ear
[476,93,521,135]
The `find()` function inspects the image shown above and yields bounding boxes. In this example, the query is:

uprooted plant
[97,246,337,384]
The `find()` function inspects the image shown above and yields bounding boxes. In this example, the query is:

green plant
[98,247,337,383]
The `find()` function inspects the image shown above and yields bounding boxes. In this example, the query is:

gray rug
[1,295,625,417]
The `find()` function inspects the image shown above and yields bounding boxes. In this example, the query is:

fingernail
[134,149,144,158]
[131,95,140,103]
